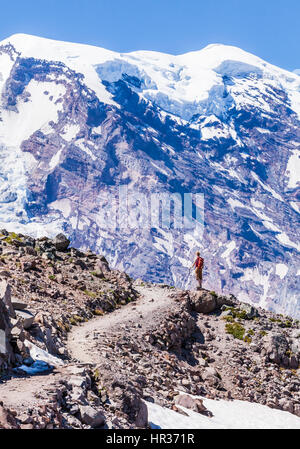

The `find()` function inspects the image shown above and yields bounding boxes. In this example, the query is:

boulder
[175,394,212,416]
[15,310,35,330]
[0,282,15,367]
[122,393,148,427]
[201,367,222,388]
[0,281,16,319]
[21,258,37,272]
[79,405,105,428]
[265,333,289,366]
[189,291,217,314]
[0,403,19,429]
[95,256,111,275]
[108,375,148,427]
[53,234,70,252]
[278,398,294,414]
[239,303,259,319]
[12,301,28,311]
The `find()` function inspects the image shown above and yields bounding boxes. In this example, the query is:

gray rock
[12,301,28,311]
[239,303,259,319]
[175,394,212,416]
[79,405,105,428]
[53,234,70,252]
[265,333,290,366]
[15,310,35,329]
[0,281,16,319]
[189,291,217,314]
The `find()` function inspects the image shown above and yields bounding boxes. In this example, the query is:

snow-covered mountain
[0,33,299,317]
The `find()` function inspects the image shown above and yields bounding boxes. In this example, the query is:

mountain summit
[0,34,299,317]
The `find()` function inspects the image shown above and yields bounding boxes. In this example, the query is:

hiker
[191,251,204,289]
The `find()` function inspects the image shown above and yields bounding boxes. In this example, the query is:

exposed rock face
[0,282,15,369]
[0,34,299,317]
[264,333,296,368]
[145,299,196,351]
[0,281,16,319]
[0,402,19,429]
[104,375,148,428]
[53,233,70,252]
[79,405,105,428]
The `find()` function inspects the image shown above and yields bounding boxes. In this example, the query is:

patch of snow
[178,256,192,269]
[49,149,63,170]
[275,263,288,279]
[0,80,65,148]
[227,198,245,210]
[241,266,272,309]
[48,198,72,218]
[290,202,300,213]
[286,150,300,189]
[250,198,265,209]
[288,89,300,119]
[151,161,169,176]
[255,127,271,134]
[147,394,300,429]
[276,232,300,251]
[0,52,15,92]
[62,124,81,142]
[221,241,236,258]
[251,171,284,202]
[24,340,64,367]
[75,139,97,160]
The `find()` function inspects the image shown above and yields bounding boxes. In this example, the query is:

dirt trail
[67,285,173,364]
[0,285,173,414]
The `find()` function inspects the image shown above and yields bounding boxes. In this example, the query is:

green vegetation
[283,321,292,328]
[225,322,245,340]
[3,232,22,245]
[223,306,251,320]
[222,315,235,323]
[69,314,85,326]
[83,290,97,299]
[94,368,101,381]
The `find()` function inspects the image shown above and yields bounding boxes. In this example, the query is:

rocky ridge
[0,230,299,428]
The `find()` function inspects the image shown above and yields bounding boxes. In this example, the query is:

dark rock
[53,234,70,252]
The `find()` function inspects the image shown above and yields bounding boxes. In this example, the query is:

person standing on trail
[191,251,204,289]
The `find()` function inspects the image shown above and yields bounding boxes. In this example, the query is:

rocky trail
[0,283,189,429]
[0,231,300,429]
[68,285,174,364]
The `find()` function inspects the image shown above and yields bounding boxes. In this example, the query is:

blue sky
[0,0,299,72]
